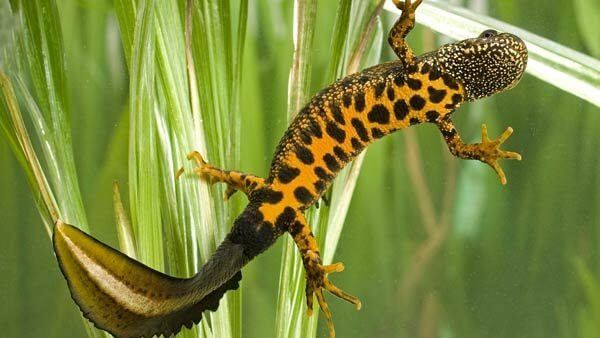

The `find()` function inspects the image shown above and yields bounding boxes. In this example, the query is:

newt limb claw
[175,167,185,180]
[323,262,344,273]
[177,151,208,181]
[186,150,207,166]
[393,0,423,13]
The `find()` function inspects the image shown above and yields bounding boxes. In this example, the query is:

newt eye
[480,29,498,38]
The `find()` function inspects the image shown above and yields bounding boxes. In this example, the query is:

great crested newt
[53,1,528,337]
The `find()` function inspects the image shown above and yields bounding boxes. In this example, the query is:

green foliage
[0,1,599,338]
[573,0,600,57]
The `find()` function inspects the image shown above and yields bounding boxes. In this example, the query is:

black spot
[441,127,456,139]
[427,87,447,103]
[351,118,370,142]
[371,128,385,139]
[406,64,418,74]
[354,91,366,112]
[277,165,300,183]
[429,68,442,81]
[275,206,297,230]
[357,75,370,85]
[394,100,409,120]
[342,93,352,108]
[387,87,396,101]
[394,74,405,86]
[333,146,349,162]
[374,82,386,98]
[254,188,283,204]
[407,78,422,90]
[425,110,440,122]
[367,104,391,124]
[338,77,353,88]
[451,93,463,105]
[294,186,314,204]
[442,74,459,90]
[309,119,322,138]
[330,103,345,125]
[323,153,340,172]
[314,166,333,180]
[409,95,426,110]
[351,137,363,152]
[314,180,327,193]
[289,220,304,236]
[420,63,431,74]
[409,117,420,125]
[295,146,315,164]
[326,121,346,143]
[299,129,312,145]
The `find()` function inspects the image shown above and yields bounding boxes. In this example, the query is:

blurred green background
[1,0,599,338]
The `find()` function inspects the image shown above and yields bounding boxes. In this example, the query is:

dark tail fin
[53,220,248,338]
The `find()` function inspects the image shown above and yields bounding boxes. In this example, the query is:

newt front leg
[180,151,265,200]
[436,117,522,184]
[388,0,423,65]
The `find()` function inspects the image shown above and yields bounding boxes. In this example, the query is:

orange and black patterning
[52,1,528,338]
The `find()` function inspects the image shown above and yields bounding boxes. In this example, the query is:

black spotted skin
[265,61,462,212]
[53,1,528,337]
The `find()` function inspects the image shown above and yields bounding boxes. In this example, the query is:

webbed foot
[187,151,240,199]
[176,151,208,180]
[477,124,522,185]
[177,151,265,199]
[303,250,361,338]
[393,0,423,15]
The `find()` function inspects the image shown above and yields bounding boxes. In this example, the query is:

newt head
[426,29,528,101]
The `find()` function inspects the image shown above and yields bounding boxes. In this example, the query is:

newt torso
[255,60,463,223]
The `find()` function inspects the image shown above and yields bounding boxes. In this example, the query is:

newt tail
[54,220,246,338]
[52,0,528,337]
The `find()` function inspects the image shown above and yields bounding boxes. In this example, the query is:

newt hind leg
[179,151,265,199]
[290,213,361,338]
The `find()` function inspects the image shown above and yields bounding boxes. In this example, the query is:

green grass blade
[0,73,57,233]
[113,181,137,259]
[113,0,136,68]
[325,0,352,81]
[12,0,88,227]
[128,0,163,269]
